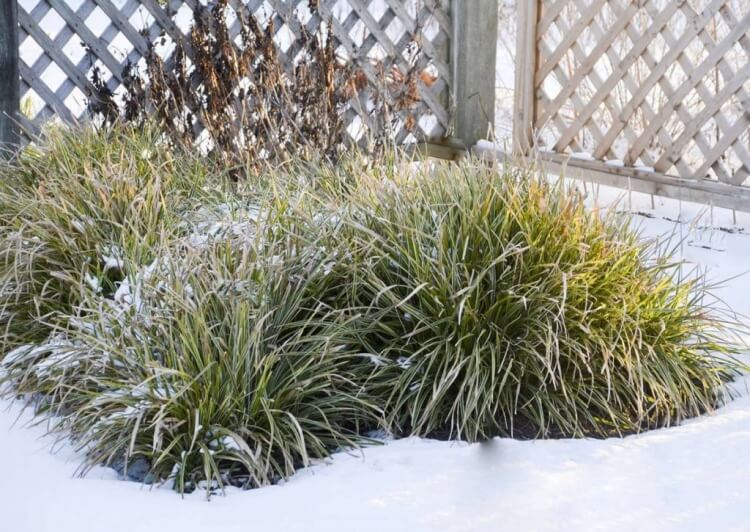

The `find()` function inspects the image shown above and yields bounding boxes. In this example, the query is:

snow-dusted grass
[4,230,379,495]
[1,188,749,531]
[0,123,232,353]
[0,126,380,494]
[1,124,749,530]
[341,162,745,441]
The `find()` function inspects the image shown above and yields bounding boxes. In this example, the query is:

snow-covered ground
[2,184,749,532]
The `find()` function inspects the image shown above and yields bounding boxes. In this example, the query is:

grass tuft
[341,160,745,441]
[2,196,378,495]
[0,123,232,354]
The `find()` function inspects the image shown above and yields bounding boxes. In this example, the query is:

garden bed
[2,184,749,531]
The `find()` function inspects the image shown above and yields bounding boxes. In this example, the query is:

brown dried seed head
[419,69,437,87]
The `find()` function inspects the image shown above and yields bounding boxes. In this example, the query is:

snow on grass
[182,203,260,248]
[1,184,749,532]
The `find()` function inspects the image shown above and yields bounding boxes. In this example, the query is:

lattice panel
[534,0,750,186]
[17,0,451,143]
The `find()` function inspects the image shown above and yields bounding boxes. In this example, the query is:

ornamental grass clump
[342,160,744,441]
[0,123,231,356]
[1,195,378,495]
[0,124,745,495]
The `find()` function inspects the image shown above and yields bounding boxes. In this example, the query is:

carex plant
[1,170,380,495]
[0,123,235,358]
[339,159,745,442]
[0,122,745,495]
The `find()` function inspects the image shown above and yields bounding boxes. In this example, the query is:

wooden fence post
[451,0,498,149]
[513,0,539,155]
[0,0,20,155]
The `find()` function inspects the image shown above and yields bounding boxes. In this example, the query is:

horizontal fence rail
[14,0,454,144]
[516,0,750,211]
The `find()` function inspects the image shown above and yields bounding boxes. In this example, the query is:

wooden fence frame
[0,0,20,153]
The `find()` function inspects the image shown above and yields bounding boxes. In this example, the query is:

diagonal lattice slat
[17,0,451,143]
[533,0,750,188]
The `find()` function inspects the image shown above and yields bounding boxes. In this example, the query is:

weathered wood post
[0,0,20,155]
[513,0,539,155]
[451,0,498,149]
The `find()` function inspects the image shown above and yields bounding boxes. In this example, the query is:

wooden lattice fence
[6,0,750,209]
[511,0,750,210]
[10,0,462,146]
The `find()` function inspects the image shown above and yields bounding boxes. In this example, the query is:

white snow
[1,184,750,532]
[183,203,260,247]
[84,272,102,294]
[101,246,125,272]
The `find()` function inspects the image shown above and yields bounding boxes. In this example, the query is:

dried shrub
[90,0,435,170]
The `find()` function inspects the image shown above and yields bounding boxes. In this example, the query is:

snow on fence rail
[510,0,750,211]
[3,0,466,147]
